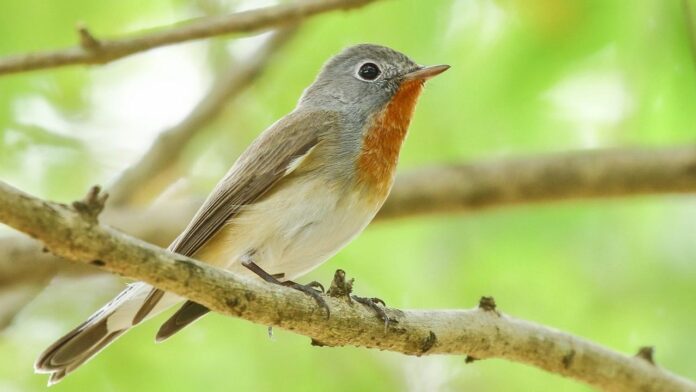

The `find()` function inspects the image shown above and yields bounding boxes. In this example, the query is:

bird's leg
[241,257,329,318]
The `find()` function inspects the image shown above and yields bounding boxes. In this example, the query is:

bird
[34,43,449,385]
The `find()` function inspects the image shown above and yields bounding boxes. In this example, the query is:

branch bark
[0,0,379,76]
[0,181,694,392]
[0,198,198,287]
[107,27,298,206]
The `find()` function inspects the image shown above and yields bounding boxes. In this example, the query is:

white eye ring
[354,61,382,82]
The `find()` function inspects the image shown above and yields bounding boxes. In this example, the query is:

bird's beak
[402,64,450,81]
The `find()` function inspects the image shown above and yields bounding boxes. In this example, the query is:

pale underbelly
[193,177,382,281]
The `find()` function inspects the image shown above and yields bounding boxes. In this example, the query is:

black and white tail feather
[34,283,180,385]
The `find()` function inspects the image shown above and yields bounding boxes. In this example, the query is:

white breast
[194,176,381,281]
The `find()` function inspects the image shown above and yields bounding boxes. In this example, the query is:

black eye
[357,62,381,81]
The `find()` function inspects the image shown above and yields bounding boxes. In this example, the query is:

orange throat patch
[357,79,424,198]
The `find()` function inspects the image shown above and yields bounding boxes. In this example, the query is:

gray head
[299,44,448,117]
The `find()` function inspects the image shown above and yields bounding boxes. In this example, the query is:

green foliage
[1,0,696,391]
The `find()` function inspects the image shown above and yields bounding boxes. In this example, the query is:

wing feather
[135,110,339,323]
[170,110,336,257]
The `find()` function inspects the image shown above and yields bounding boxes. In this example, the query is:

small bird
[35,43,448,385]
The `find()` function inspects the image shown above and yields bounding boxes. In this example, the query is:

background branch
[0,0,379,76]
[378,145,696,219]
[0,181,694,392]
[107,26,298,206]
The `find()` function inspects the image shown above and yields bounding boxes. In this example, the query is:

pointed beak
[402,64,450,81]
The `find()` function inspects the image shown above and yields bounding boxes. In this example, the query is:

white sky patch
[445,0,507,46]
[12,98,74,137]
[545,51,634,148]
[226,29,276,62]
[13,40,211,179]
[232,0,279,12]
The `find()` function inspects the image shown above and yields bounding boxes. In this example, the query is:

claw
[352,295,390,331]
[305,281,325,293]
[371,297,386,307]
[288,282,330,318]
[282,280,323,293]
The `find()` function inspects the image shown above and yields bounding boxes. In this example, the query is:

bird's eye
[357,62,381,81]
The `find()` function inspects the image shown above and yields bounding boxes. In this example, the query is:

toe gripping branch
[242,260,330,318]
[327,269,395,331]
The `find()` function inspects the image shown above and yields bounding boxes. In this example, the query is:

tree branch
[0,0,379,76]
[378,145,696,219]
[107,26,298,206]
[0,181,694,392]
[0,198,198,287]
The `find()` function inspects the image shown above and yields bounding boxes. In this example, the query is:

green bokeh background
[1,0,696,391]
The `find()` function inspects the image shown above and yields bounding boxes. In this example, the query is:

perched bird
[35,43,448,385]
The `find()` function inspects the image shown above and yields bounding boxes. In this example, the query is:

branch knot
[636,346,656,365]
[77,23,102,52]
[71,185,108,223]
[478,296,500,315]
[327,269,354,299]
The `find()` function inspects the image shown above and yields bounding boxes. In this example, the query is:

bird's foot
[282,280,329,318]
[284,280,325,293]
[351,295,392,330]
[327,269,393,330]
[242,260,329,318]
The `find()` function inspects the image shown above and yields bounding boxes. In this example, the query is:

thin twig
[0,0,379,76]
[0,180,694,392]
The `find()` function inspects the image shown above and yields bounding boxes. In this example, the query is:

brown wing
[134,109,339,325]
[170,109,338,256]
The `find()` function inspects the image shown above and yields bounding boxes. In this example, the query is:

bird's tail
[34,282,180,385]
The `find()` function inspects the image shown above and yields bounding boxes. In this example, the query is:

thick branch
[0,198,198,287]
[108,27,297,206]
[0,0,378,76]
[1,182,695,392]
